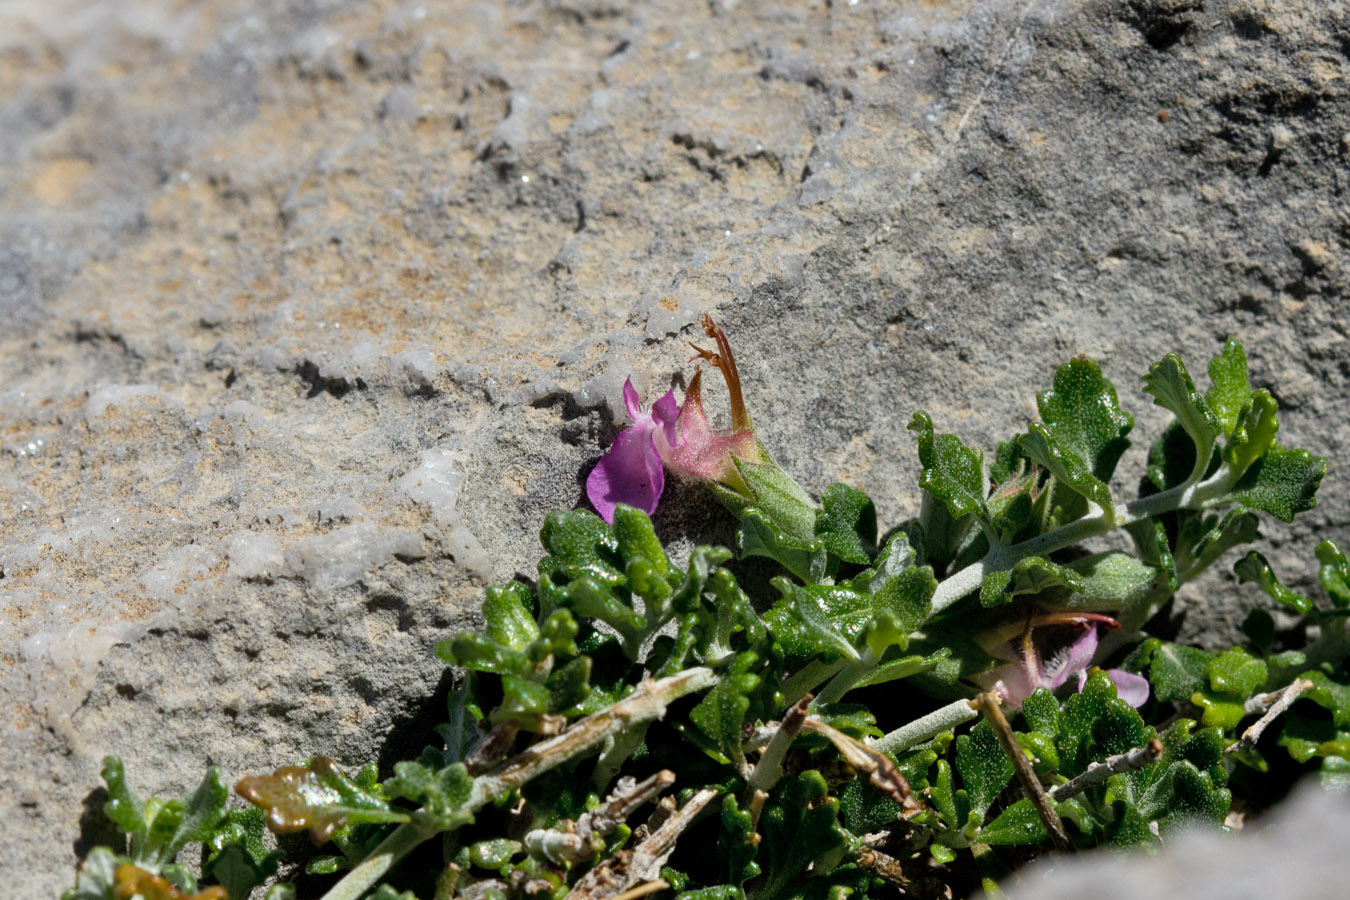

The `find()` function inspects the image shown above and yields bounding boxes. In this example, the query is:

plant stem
[780,658,843,707]
[813,645,878,705]
[872,699,979,755]
[321,821,441,900]
[1047,739,1162,802]
[320,667,718,900]
[748,695,811,794]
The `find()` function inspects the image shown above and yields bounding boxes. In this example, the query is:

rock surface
[1,0,1345,895]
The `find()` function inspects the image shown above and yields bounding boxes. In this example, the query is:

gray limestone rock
[1,0,1345,895]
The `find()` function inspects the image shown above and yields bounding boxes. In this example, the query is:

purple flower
[976,613,1150,710]
[585,378,681,523]
[585,316,762,523]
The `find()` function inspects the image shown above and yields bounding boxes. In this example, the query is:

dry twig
[975,692,1072,853]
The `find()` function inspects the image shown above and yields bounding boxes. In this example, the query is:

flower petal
[1106,669,1151,708]
[651,388,681,452]
[1045,626,1100,689]
[621,377,643,420]
[585,421,665,523]
[979,662,1039,710]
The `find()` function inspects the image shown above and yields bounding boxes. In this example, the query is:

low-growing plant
[70,320,1347,900]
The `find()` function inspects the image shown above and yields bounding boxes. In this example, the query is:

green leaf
[492,673,553,729]
[1052,552,1167,621]
[203,807,282,900]
[1222,390,1279,475]
[1277,712,1350,763]
[482,582,538,652]
[436,680,484,765]
[237,757,410,843]
[1300,671,1350,727]
[738,508,827,583]
[751,772,848,900]
[690,652,761,765]
[1317,539,1350,608]
[719,794,761,887]
[1182,510,1263,580]
[612,504,670,577]
[1020,688,1062,737]
[980,798,1048,846]
[1019,423,1115,518]
[1143,354,1219,483]
[65,847,121,900]
[164,768,230,866]
[101,756,149,857]
[1192,648,1268,729]
[1059,671,1150,777]
[979,555,1085,607]
[729,454,819,543]
[384,760,476,831]
[1125,638,1214,703]
[1205,337,1252,438]
[954,720,1014,820]
[436,633,529,676]
[1207,647,1268,696]
[814,482,877,565]
[1227,444,1327,524]
[775,579,859,661]
[1033,355,1134,485]
[853,648,950,689]
[545,656,593,715]
[909,411,987,523]
[1234,551,1313,615]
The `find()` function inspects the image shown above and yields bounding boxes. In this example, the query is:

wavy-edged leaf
[1181,509,1261,580]
[236,757,409,843]
[384,760,475,831]
[1234,551,1313,615]
[1205,337,1252,438]
[482,582,538,652]
[1222,389,1279,474]
[1123,638,1214,703]
[980,798,1048,846]
[814,482,877,565]
[1143,354,1219,483]
[954,720,1013,820]
[1034,356,1134,485]
[690,652,761,766]
[752,771,849,900]
[738,508,827,583]
[1019,423,1114,517]
[980,555,1085,608]
[730,453,819,543]
[203,807,283,900]
[1317,540,1350,608]
[909,411,987,522]
[1227,444,1327,523]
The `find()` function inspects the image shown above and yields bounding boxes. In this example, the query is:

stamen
[688,314,750,431]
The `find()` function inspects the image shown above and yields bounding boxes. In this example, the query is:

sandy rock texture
[1,0,1346,894]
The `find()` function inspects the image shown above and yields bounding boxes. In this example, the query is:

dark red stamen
[688,314,750,431]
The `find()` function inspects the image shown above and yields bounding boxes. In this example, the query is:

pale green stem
[813,645,879,706]
[780,658,844,707]
[929,459,1249,618]
[872,699,979,755]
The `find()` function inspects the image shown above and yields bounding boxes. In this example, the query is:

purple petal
[1107,669,1151,707]
[586,422,665,523]
[984,662,1038,710]
[622,377,643,420]
[1044,626,1100,689]
[650,389,681,450]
